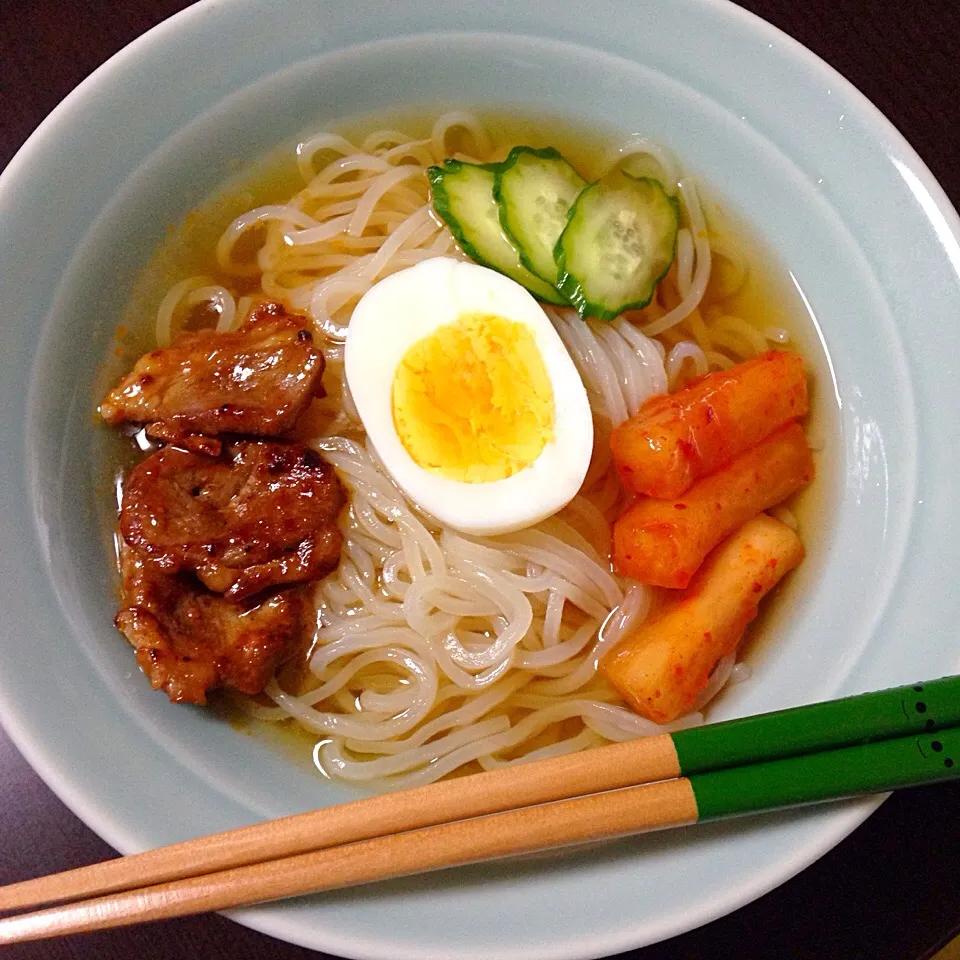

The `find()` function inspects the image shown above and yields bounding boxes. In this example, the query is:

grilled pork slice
[115,542,306,705]
[100,302,325,442]
[120,440,345,601]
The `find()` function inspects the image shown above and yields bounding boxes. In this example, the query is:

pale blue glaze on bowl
[1,2,959,958]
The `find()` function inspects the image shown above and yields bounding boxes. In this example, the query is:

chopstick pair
[2,676,959,944]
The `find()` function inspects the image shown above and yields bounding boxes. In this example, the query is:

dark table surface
[2,1,960,958]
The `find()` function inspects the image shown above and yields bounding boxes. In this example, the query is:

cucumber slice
[494,146,587,287]
[616,151,678,194]
[428,160,566,305]
[555,173,680,322]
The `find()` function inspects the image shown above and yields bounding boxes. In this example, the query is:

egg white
[344,257,594,536]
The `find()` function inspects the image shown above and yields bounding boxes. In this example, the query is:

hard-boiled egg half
[345,257,594,536]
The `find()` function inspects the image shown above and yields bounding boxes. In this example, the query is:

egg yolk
[392,312,555,483]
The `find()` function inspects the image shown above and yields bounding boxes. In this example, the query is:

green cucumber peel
[554,172,680,322]
[426,159,567,305]
[493,146,587,287]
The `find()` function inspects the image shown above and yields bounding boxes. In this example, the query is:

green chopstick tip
[671,675,960,778]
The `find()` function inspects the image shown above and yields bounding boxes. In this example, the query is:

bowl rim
[2,1,960,958]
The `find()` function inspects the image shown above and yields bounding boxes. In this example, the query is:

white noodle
[217,205,320,276]
[313,154,391,184]
[361,129,412,153]
[156,276,209,346]
[347,166,421,236]
[642,178,712,337]
[666,341,709,388]
[154,277,238,345]
[283,214,354,247]
[431,111,493,162]
[296,133,360,181]
[613,135,680,189]
[676,228,695,298]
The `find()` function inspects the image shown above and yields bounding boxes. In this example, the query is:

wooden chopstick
[2,720,959,945]
[2,675,958,916]
[0,778,699,943]
[0,734,681,913]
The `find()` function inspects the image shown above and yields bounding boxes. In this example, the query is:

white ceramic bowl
[2,1,959,958]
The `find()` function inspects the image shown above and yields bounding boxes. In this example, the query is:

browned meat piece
[120,440,345,601]
[100,302,325,440]
[144,422,223,457]
[115,542,305,704]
